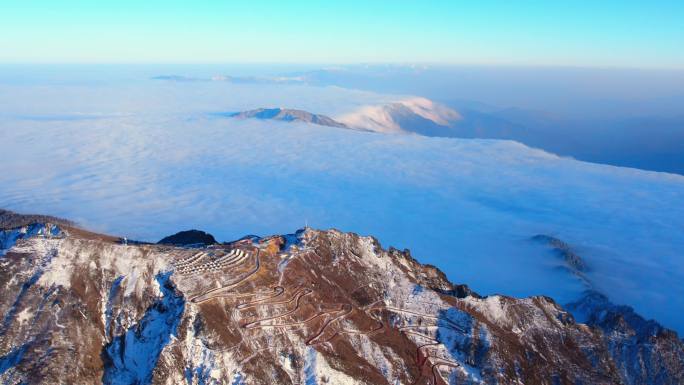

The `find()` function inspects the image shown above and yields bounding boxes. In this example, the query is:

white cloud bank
[1,80,683,334]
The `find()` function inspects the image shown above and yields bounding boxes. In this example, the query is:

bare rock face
[1,214,683,384]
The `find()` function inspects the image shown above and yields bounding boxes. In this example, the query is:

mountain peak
[228,108,349,128]
[0,212,682,384]
[337,97,462,134]
[221,97,463,136]
[158,230,217,246]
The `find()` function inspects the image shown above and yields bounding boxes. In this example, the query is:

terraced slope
[0,214,682,384]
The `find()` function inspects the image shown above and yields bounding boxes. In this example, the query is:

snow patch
[101,271,185,385]
[15,307,32,325]
[0,223,62,257]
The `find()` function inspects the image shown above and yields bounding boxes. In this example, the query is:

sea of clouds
[1,75,683,333]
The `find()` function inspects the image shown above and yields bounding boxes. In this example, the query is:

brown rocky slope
[0,211,682,384]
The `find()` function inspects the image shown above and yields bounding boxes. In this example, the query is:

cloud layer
[1,80,684,334]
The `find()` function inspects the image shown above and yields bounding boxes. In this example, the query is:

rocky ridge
[0,211,682,384]
[227,108,350,129]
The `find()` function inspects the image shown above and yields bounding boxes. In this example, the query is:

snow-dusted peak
[336,97,462,134]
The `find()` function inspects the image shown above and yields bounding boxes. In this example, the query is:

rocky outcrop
[567,291,684,385]
[0,212,682,384]
[227,108,349,129]
[158,230,217,246]
[532,234,588,273]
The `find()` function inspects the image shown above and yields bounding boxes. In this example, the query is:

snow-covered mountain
[1,210,683,384]
[336,97,461,135]
[226,97,462,135]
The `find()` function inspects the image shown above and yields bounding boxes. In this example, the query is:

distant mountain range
[224,97,464,136]
[222,97,684,175]
[155,71,684,175]
[152,74,305,84]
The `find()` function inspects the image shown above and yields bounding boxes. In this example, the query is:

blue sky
[0,0,682,67]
